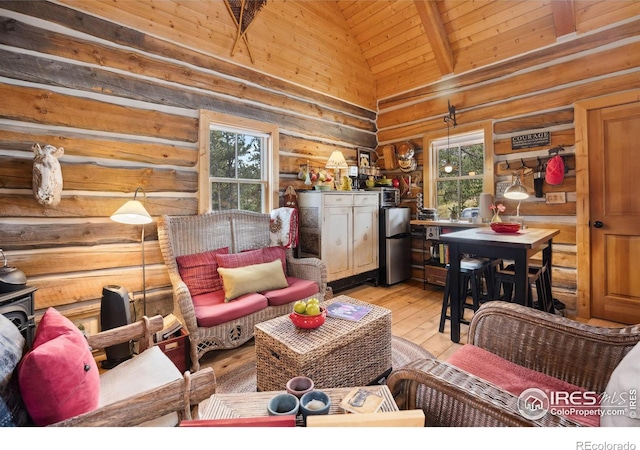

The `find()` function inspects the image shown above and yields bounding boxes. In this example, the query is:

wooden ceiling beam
[551,0,576,37]
[413,0,454,76]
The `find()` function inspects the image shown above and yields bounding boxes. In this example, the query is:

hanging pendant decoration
[223,0,267,64]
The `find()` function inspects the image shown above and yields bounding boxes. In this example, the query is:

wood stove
[0,286,36,348]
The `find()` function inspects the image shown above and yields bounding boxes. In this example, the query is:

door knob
[593,221,604,228]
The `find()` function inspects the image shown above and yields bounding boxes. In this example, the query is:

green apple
[293,300,307,314]
[307,298,319,305]
[305,303,321,316]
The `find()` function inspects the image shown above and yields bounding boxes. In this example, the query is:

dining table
[439,226,560,343]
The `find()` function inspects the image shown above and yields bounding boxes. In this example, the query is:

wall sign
[511,132,550,150]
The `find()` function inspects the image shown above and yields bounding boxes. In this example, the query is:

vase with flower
[490,203,506,223]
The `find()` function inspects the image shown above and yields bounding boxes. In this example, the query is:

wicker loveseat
[387,302,640,426]
[158,209,327,371]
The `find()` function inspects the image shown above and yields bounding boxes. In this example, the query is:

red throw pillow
[260,246,287,274]
[216,248,264,269]
[230,246,287,273]
[18,308,100,426]
[176,247,229,296]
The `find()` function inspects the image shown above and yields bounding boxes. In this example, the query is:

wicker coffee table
[198,385,398,425]
[254,295,392,391]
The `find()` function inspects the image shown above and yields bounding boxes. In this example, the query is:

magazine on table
[325,301,371,321]
[340,387,385,414]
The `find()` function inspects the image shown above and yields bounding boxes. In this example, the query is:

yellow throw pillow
[217,259,289,302]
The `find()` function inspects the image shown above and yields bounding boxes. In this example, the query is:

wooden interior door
[588,101,640,323]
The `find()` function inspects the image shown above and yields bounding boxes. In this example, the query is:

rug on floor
[214,335,433,393]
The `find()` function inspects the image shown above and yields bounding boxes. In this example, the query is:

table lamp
[111,187,153,315]
[503,173,529,219]
[325,151,348,190]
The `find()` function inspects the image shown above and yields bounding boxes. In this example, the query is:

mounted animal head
[32,143,64,207]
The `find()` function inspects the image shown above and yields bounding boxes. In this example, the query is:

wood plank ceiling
[336,0,639,101]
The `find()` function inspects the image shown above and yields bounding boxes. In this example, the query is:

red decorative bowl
[490,222,521,233]
[289,307,327,329]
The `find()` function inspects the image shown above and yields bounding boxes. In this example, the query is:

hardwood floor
[197,278,624,381]
[198,279,464,380]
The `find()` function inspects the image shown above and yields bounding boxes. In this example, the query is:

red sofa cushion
[261,277,319,306]
[191,290,268,327]
[18,308,100,426]
[447,344,599,426]
[176,247,229,296]
[220,246,287,273]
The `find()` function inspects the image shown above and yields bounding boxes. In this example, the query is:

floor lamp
[110,187,153,316]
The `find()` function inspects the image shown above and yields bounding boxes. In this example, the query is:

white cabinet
[298,192,379,282]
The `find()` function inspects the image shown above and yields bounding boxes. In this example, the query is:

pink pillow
[216,248,264,269]
[18,308,100,426]
[261,246,287,274]
[176,247,229,296]
[226,246,287,273]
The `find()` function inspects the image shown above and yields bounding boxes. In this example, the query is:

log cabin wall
[0,0,376,330]
[376,7,640,316]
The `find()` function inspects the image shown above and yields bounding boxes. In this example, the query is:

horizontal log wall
[0,2,376,327]
[377,17,640,315]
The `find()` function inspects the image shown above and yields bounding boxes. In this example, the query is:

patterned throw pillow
[176,247,229,296]
[224,246,287,273]
[0,314,29,427]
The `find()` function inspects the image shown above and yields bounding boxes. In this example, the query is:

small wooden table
[254,295,392,391]
[439,226,560,343]
[198,385,399,426]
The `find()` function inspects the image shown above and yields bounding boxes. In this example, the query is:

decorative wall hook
[548,145,564,155]
[443,100,457,127]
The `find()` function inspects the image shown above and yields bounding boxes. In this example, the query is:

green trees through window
[435,142,484,219]
[209,129,266,212]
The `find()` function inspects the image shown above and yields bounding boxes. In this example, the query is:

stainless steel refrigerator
[379,206,412,286]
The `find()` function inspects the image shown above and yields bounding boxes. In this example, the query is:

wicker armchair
[158,210,327,371]
[387,302,640,426]
[53,315,216,426]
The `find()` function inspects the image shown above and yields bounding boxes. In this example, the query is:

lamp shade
[325,151,348,169]
[504,176,529,200]
[111,200,152,224]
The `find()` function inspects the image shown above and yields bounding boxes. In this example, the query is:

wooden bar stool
[439,258,496,333]
[494,263,555,313]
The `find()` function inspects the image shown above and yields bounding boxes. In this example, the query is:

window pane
[461,144,484,176]
[238,135,262,181]
[211,182,238,210]
[210,131,238,178]
[239,183,262,212]
[437,180,459,218]
[438,147,458,177]
[460,178,484,210]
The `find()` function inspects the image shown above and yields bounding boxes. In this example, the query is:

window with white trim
[430,131,485,219]
[198,111,278,213]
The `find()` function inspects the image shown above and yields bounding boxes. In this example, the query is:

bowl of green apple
[289,298,326,329]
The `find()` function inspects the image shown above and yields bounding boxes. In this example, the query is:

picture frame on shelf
[357,148,372,168]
